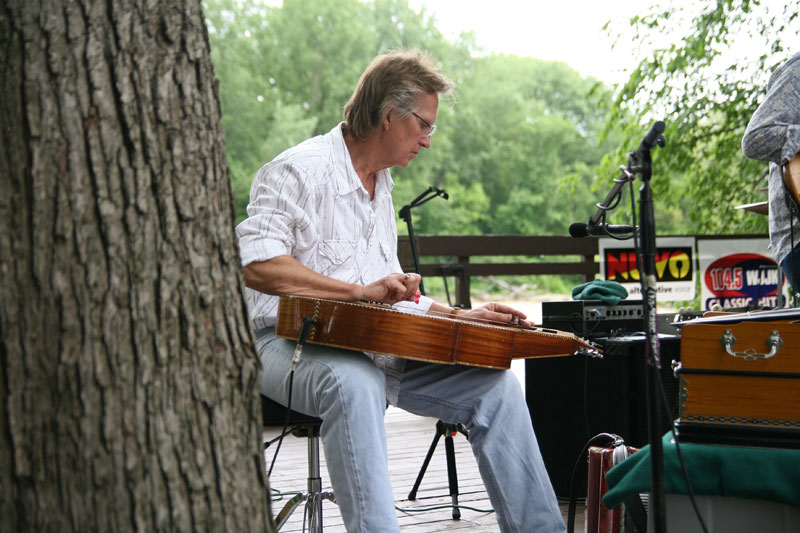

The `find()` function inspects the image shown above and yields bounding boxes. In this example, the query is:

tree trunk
[0,1,273,531]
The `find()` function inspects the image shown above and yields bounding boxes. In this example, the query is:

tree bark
[0,1,272,530]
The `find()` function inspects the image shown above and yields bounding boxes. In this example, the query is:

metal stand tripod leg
[407,419,467,519]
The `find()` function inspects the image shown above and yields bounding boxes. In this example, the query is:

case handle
[720,329,782,361]
[671,359,682,379]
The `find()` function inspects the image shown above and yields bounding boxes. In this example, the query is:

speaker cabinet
[525,335,680,499]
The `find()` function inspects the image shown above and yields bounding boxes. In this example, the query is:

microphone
[569,222,636,238]
[638,120,665,152]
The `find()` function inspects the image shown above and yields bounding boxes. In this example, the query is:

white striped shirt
[236,123,433,402]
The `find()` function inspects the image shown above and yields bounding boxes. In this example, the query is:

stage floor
[264,403,585,532]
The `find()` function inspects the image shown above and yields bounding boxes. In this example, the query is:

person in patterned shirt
[742,52,800,295]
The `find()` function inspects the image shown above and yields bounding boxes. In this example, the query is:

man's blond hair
[343,50,454,141]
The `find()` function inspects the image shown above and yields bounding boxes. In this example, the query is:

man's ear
[383,109,392,129]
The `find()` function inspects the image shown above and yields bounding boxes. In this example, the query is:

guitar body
[276,295,600,370]
[782,153,800,210]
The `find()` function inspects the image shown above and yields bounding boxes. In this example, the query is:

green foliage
[203,0,617,233]
[204,0,791,248]
[601,0,797,236]
[385,51,621,236]
[437,55,619,235]
[394,173,491,236]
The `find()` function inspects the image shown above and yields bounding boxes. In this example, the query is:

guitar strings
[363,300,604,357]
[361,297,564,333]
[358,300,600,354]
[292,295,598,356]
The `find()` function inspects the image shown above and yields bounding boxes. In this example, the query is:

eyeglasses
[411,112,437,137]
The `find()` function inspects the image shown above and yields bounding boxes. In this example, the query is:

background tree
[0,1,271,530]
[436,55,618,236]
[204,0,616,237]
[600,0,798,235]
[205,0,794,243]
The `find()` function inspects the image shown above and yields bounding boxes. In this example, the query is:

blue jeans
[257,329,565,533]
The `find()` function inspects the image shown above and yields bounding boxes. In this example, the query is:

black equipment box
[526,334,682,498]
[541,299,645,338]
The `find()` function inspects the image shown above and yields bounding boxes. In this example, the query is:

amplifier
[541,299,645,338]
[526,335,681,498]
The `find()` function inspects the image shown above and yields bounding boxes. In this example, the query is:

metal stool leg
[305,430,336,533]
[274,493,307,531]
[271,423,336,532]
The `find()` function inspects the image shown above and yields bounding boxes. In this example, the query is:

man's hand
[361,273,421,305]
[462,302,531,327]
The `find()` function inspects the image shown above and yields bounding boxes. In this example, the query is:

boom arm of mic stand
[399,187,449,295]
[588,166,636,227]
[399,187,448,222]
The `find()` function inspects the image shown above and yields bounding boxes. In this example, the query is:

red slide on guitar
[276,295,602,370]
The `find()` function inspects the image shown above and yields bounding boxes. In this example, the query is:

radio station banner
[598,237,696,302]
[697,237,785,311]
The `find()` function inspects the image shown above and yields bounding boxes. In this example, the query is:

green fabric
[603,432,800,509]
[571,280,629,305]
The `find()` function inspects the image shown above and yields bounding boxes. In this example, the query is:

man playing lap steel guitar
[743,51,800,295]
[236,50,565,532]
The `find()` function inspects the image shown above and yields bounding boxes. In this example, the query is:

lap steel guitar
[276,295,602,370]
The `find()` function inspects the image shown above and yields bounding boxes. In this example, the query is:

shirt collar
[329,122,394,197]
[374,168,395,199]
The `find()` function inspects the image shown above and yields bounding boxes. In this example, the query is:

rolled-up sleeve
[236,162,316,267]
[742,55,800,165]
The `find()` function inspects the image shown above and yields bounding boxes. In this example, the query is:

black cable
[596,172,635,241]
[268,369,296,477]
[570,311,601,337]
[265,317,319,533]
[266,317,317,478]
[630,170,706,531]
[660,375,708,533]
[576,175,707,532]
[628,177,639,253]
[395,503,494,514]
[574,311,592,441]
[582,349,592,442]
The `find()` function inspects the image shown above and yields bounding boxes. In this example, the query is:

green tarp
[603,432,800,510]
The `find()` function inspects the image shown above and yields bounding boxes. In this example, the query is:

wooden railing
[397,235,599,308]
[398,233,771,309]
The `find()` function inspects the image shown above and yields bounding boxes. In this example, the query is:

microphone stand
[577,121,667,532]
[628,121,667,533]
[399,186,467,517]
[398,186,448,295]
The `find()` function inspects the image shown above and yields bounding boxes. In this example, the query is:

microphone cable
[267,317,317,478]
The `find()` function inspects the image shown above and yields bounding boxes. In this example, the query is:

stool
[263,395,336,532]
